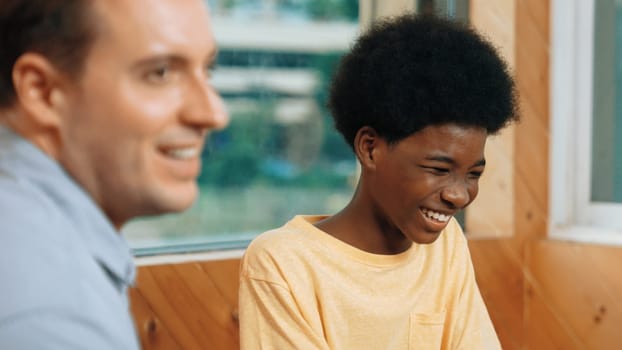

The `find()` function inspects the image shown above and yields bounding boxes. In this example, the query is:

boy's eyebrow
[424,156,486,167]
[424,155,455,164]
[473,158,486,167]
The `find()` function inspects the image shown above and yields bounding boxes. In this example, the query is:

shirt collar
[0,126,136,286]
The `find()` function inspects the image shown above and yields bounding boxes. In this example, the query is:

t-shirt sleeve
[238,239,330,350]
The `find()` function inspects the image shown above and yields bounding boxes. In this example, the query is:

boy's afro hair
[328,14,519,147]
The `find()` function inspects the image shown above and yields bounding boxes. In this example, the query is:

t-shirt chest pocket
[408,310,446,350]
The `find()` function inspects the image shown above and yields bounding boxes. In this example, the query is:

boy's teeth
[422,208,450,222]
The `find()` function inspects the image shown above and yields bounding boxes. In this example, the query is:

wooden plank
[466,0,516,239]
[514,173,547,243]
[521,0,549,49]
[525,283,585,350]
[515,0,550,127]
[527,241,622,349]
[513,0,550,244]
[172,262,240,349]
[514,0,550,244]
[129,287,182,350]
[198,259,241,309]
[470,0,515,65]
[134,265,214,349]
[469,239,523,350]
[514,96,549,212]
[466,131,515,238]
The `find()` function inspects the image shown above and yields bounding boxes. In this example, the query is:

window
[123,0,360,255]
[124,0,474,256]
[550,0,622,245]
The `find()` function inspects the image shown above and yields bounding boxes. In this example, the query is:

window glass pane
[123,0,359,255]
[592,0,622,202]
[416,0,469,22]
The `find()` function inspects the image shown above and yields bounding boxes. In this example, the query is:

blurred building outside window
[123,0,360,256]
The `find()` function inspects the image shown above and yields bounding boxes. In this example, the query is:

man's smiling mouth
[163,147,201,160]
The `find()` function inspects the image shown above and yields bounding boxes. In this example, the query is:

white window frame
[550,0,622,245]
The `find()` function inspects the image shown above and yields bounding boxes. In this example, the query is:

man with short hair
[0,0,228,348]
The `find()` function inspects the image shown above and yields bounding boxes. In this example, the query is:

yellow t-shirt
[239,215,501,350]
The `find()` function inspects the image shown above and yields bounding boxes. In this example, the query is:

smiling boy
[239,14,518,350]
[0,0,227,348]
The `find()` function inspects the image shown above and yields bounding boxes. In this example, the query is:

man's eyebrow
[132,49,218,68]
[424,156,486,167]
[132,54,186,68]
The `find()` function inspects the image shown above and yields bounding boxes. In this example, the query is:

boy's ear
[11,52,70,131]
[353,126,380,171]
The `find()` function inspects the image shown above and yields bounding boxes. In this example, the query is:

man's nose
[182,76,229,130]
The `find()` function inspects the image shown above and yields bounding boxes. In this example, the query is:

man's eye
[204,64,215,78]
[145,66,171,83]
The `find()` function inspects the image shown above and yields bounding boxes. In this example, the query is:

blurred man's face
[58,0,229,228]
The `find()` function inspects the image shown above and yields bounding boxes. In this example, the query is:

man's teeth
[165,147,199,160]
[422,208,450,223]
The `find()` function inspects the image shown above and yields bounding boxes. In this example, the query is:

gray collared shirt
[0,127,139,349]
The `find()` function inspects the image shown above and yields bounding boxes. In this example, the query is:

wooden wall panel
[526,241,622,349]
[513,0,550,242]
[130,288,182,350]
[198,259,241,310]
[469,0,547,349]
[130,259,241,350]
[468,239,523,350]
[470,0,515,65]
[466,0,515,238]
[467,0,524,347]
[514,173,548,248]
[524,285,585,350]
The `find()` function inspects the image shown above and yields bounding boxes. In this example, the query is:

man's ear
[353,126,381,171]
[11,53,70,130]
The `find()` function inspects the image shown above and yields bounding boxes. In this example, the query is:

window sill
[134,248,245,266]
[549,225,622,247]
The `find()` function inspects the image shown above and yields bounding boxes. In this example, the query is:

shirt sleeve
[444,231,502,350]
[238,261,330,350]
[0,310,133,350]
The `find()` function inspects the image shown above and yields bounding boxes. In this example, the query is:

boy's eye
[422,166,450,175]
[469,171,483,179]
[468,167,485,179]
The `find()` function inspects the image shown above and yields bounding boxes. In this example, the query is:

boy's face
[57,0,229,228]
[367,123,487,244]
